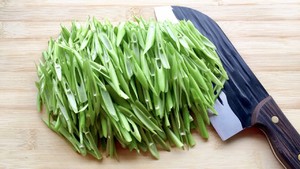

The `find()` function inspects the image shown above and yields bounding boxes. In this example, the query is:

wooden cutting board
[0,1,299,168]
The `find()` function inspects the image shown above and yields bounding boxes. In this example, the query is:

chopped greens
[36,17,228,160]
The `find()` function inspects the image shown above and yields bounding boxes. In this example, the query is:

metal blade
[154,6,243,140]
[154,6,178,24]
[154,6,269,140]
[210,91,243,140]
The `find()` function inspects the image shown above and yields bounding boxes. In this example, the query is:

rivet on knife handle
[252,96,300,169]
[271,116,279,124]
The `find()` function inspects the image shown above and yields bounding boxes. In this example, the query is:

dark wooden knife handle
[252,96,300,169]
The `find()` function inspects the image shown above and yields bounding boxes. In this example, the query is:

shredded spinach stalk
[36,17,228,160]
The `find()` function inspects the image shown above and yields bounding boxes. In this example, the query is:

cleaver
[154,6,300,169]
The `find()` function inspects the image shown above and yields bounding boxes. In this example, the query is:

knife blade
[155,6,300,169]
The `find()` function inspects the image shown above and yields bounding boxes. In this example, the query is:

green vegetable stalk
[36,17,228,160]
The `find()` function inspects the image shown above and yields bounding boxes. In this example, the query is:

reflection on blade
[154,7,179,23]
[210,92,243,141]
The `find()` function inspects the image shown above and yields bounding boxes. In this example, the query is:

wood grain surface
[0,0,299,168]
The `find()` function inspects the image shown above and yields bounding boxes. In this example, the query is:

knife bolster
[251,96,300,169]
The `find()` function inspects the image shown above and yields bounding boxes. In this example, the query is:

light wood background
[0,0,299,168]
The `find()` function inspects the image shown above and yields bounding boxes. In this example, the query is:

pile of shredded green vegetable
[36,17,228,160]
